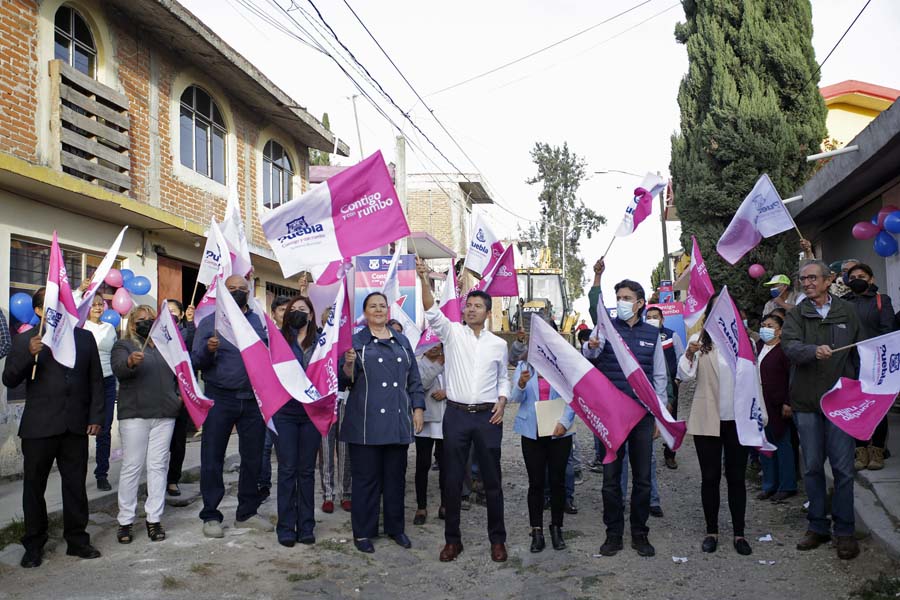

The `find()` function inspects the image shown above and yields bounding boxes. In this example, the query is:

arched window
[54,6,96,77]
[179,86,226,184]
[263,140,293,209]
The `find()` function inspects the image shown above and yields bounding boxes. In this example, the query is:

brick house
[0,0,348,475]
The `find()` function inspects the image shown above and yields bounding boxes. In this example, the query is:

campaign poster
[354,254,418,324]
[647,301,686,348]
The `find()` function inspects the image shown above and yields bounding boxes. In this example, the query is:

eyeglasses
[798,274,820,283]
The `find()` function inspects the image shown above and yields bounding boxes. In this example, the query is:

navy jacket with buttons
[191,310,267,399]
[338,327,425,445]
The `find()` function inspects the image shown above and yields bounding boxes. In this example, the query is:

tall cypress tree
[670,0,826,312]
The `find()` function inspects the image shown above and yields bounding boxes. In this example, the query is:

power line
[426,0,657,97]
[235,0,324,54]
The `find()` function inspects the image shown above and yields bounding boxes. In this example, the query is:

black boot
[549,525,566,550]
[530,528,545,553]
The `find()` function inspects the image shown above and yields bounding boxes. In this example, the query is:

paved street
[0,400,896,600]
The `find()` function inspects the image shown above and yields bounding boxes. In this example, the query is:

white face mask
[616,300,635,322]
[645,318,661,329]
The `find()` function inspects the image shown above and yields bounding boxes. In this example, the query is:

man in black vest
[2,288,105,568]
[584,259,668,558]
[644,306,684,470]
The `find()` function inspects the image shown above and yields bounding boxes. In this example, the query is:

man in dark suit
[2,288,105,568]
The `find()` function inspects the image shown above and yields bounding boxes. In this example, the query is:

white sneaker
[203,520,224,538]
[235,514,274,532]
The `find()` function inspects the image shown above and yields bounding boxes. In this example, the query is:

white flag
[463,212,502,277]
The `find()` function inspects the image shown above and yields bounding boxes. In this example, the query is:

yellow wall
[825,103,882,148]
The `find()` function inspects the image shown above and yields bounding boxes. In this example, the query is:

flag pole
[31,310,47,380]
[189,278,200,309]
[831,342,859,354]
[601,236,616,259]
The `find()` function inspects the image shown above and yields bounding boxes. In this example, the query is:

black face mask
[848,278,869,294]
[287,310,309,329]
[134,319,152,339]
[230,290,249,308]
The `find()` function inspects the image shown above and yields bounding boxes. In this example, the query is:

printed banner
[683,235,715,328]
[354,254,418,325]
[821,330,900,440]
[76,226,127,324]
[262,151,410,277]
[717,173,796,265]
[194,221,234,325]
[463,211,503,276]
[41,232,80,368]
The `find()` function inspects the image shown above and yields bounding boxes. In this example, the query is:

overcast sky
[182,0,900,315]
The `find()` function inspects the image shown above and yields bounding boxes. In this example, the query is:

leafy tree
[522,142,606,299]
[650,258,667,292]
[670,0,826,313]
[309,113,333,166]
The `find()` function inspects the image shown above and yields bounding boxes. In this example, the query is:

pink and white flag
[593,293,686,450]
[313,257,353,286]
[303,280,349,433]
[215,277,291,429]
[194,221,234,324]
[150,302,213,428]
[472,243,519,298]
[41,232,80,368]
[196,219,228,286]
[76,226,127,324]
[264,313,336,436]
[717,173,796,265]
[683,236,715,328]
[380,245,423,345]
[705,287,776,451]
[222,193,253,278]
[529,316,647,462]
[463,212,504,276]
[262,151,411,278]
[417,268,461,353]
[614,173,667,237]
[821,330,900,440]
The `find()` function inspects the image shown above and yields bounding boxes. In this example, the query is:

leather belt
[447,400,494,413]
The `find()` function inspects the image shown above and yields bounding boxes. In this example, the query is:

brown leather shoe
[439,543,463,562]
[491,543,508,562]
[835,535,860,560]
[796,530,831,551]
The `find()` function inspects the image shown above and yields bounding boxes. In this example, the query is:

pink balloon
[17,323,33,334]
[852,221,881,240]
[877,205,900,228]
[748,264,766,279]
[104,268,123,288]
[112,287,133,315]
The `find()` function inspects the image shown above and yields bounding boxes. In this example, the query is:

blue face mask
[770,288,781,298]
[759,327,777,343]
[616,300,635,322]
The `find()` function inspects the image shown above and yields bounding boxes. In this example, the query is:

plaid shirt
[0,310,10,360]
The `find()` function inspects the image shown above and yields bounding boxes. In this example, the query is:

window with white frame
[179,86,227,184]
[263,140,293,208]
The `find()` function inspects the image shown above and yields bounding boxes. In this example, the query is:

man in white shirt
[417,258,511,564]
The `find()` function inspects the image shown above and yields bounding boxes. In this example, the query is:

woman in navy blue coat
[271,296,321,547]
[339,292,425,554]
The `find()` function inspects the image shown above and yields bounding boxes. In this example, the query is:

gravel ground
[0,400,896,600]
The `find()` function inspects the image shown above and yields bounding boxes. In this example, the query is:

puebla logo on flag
[476,228,486,243]
[278,216,325,244]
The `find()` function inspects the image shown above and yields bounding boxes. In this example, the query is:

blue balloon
[29,314,40,326]
[873,230,899,257]
[871,215,880,226]
[126,275,151,296]
[884,211,900,235]
[9,292,34,324]
[100,309,121,328]
[120,268,135,283]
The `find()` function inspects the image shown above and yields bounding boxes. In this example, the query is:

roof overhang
[459,180,492,204]
[790,98,900,231]
[105,0,349,156]
[409,231,456,259]
[821,80,900,112]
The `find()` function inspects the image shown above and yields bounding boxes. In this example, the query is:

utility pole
[350,94,363,161]
[395,135,407,254]
[658,171,671,281]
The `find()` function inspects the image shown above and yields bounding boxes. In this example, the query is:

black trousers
[442,405,505,544]
[694,420,748,537]
[21,432,91,553]
[521,435,572,528]
[414,437,445,510]
[601,412,654,537]
[348,443,408,539]
[167,405,189,485]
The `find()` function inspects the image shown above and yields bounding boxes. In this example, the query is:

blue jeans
[199,388,266,523]
[272,402,321,542]
[794,411,855,536]
[93,375,117,479]
[620,441,661,508]
[761,426,797,494]
[259,429,275,490]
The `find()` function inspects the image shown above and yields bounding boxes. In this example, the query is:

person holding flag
[191,274,272,538]
[677,296,758,556]
[2,287,105,568]
[270,296,322,547]
[781,260,861,560]
[583,258,665,558]
[418,258,512,564]
[338,292,425,554]
[165,299,194,498]
[110,305,180,544]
